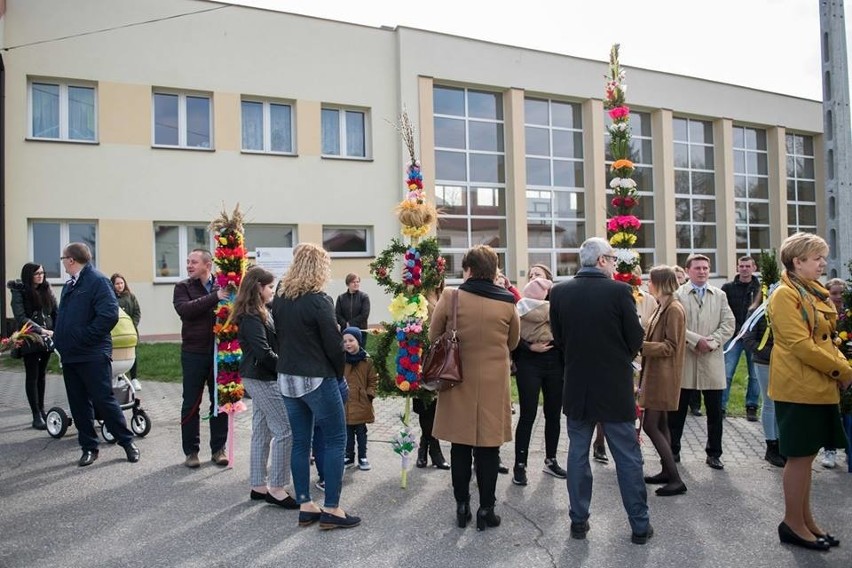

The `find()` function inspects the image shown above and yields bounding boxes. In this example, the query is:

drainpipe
[0,54,7,335]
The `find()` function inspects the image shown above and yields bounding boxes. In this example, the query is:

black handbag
[421,289,463,392]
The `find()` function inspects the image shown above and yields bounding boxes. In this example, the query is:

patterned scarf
[783,271,830,338]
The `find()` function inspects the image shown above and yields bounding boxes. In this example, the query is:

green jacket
[116,291,141,328]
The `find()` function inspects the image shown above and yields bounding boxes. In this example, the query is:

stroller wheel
[101,422,117,444]
[131,410,152,437]
[45,407,69,439]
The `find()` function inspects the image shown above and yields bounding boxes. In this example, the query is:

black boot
[456,501,472,528]
[476,507,501,531]
[32,413,46,430]
[416,438,429,468]
[429,439,450,469]
[765,440,786,468]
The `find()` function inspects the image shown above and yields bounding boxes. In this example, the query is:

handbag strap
[450,289,459,338]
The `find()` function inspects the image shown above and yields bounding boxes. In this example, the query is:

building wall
[3,0,825,336]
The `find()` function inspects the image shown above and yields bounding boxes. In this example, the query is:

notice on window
[255,248,293,279]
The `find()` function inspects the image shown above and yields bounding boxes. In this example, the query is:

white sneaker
[131,379,142,391]
[821,450,837,469]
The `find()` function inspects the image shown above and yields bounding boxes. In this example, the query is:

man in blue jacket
[54,242,139,467]
[549,237,650,544]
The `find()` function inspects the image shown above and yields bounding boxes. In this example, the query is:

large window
[321,107,368,158]
[241,99,294,154]
[786,134,817,235]
[434,86,507,279]
[154,223,210,279]
[525,97,584,278]
[674,117,717,270]
[28,79,96,142]
[733,126,770,256]
[322,226,372,257]
[605,111,655,269]
[30,220,97,280]
[153,91,212,149]
[244,224,296,257]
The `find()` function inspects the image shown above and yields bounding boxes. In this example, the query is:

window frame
[27,78,98,143]
[151,89,214,150]
[240,98,296,155]
[785,133,818,235]
[733,125,770,256]
[243,223,298,259]
[29,220,99,283]
[320,105,370,159]
[152,223,211,283]
[322,226,373,258]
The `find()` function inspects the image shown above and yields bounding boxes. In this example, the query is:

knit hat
[342,326,364,348]
[522,278,552,301]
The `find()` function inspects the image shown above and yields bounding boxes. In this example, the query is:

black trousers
[63,357,133,451]
[514,352,563,463]
[23,352,50,418]
[450,444,499,508]
[668,388,723,458]
[180,351,227,456]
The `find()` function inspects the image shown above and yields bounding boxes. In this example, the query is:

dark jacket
[7,280,57,333]
[741,309,773,365]
[549,269,644,423]
[54,264,119,363]
[173,277,219,354]
[117,291,141,329]
[721,275,760,331]
[335,290,370,330]
[273,291,344,378]
[237,312,278,381]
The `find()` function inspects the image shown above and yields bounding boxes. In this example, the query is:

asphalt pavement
[1,368,850,568]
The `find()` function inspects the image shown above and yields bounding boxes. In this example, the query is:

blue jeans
[753,363,778,441]
[282,378,346,508]
[566,419,649,534]
[723,339,760,411]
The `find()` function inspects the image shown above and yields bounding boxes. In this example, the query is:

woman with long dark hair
[110,273,142,390]
[234,266,297,509]
[7,263,57,429]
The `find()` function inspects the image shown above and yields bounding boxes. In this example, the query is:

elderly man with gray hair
[549,237,650,544]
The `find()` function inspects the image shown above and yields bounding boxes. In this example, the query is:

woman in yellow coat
[768,232,852,551]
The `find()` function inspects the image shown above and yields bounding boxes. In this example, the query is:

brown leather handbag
[421,289,463,392]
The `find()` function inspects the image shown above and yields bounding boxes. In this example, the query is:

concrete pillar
[714,118,735,278]
[583,99,607,238]
[504,88,527,284]
[652,109,676,264]
[767,126,788,250]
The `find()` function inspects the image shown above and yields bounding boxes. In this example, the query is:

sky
[225,0,845,101]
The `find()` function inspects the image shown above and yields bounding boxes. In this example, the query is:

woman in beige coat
[639,266,686,496]
[431,245,520,532]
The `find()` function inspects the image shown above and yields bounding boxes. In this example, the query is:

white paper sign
[255,247,293,279]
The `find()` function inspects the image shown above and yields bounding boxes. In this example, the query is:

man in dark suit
[550,237,650,544]
[54,242,139,467]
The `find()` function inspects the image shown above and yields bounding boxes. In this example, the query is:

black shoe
[456,501,472,528]
[812,532,840,547]
[343,456,355,469]
[512,464,528,486]
[689,407,703,417]
[123,442,140,463]
[32,416,47,430]
[655,482,687,496]
[706,456,724,470]
[429,442,450,470]
[643,472,669,485]
[673,453,680,463]
[593,445,608,463]
[778,522,830,551]
[476,507,501,531]
[250,490,267,501]
[297,510,322,527]
[631,524,654,545]
[266,492,299,509]
[746,406,758,422]
[78,450,99,467]
[765,440,786,468]
[416,440,429,468]
[497,461,509,475]
[570,521,590,540]
[543,458,567,479]
[319,511,361,530]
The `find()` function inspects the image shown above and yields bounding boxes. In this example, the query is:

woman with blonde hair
[768,232,851,551]
[233,266,297,509]
[272,243,359,530]
[639,266,686,496]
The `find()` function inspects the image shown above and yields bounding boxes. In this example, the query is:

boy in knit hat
[341,327,378,471]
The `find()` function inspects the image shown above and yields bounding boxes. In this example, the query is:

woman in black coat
[7,263,57,429]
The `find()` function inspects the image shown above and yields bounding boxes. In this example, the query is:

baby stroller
[45,307,152,441]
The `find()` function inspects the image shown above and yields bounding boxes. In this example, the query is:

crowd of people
[8,231,851,547]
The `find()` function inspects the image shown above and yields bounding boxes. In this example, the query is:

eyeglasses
[59,256,71,261]
[33,271,45,275]
[602,254,618,263]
